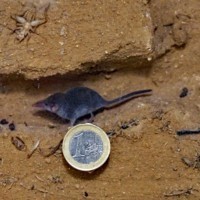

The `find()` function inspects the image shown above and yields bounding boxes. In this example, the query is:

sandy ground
[1,0,200,200]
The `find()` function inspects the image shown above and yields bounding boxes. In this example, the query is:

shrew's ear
[50,104,59,113]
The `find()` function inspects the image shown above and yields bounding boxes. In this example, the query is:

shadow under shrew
[33,110,68,125]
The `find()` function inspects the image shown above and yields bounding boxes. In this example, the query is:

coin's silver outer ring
[62,123,111,172]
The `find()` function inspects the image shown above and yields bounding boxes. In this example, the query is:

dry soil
[1,0,200,200]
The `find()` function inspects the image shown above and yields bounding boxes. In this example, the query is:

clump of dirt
[150,0,190,56]
[1,0,200,199]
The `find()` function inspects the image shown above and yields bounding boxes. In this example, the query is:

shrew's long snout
[32,100,46,109]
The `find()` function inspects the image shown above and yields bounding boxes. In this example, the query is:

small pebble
[48,123,56,129]
[45,158,51,164]
[0,119,9,125]
[179,87,188,98]
[11,136,26,151]
[121,124,129,129]
[104,74,111,80]
[75,184,80,189]
[84,192,89,197]
[9,122,15,131]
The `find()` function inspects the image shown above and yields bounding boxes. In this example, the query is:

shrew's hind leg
[70,118,76,127]
[88,113,94,123]
[83,113,94,124]
[70,113,94,126]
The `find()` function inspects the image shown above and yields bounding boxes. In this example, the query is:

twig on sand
[27,140,40,158]
[40,139,63,157]
[164,187,197,197]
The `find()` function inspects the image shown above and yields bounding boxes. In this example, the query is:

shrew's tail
[105,89,152,108]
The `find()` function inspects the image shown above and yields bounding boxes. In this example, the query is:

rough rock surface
[0,0,153,79]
